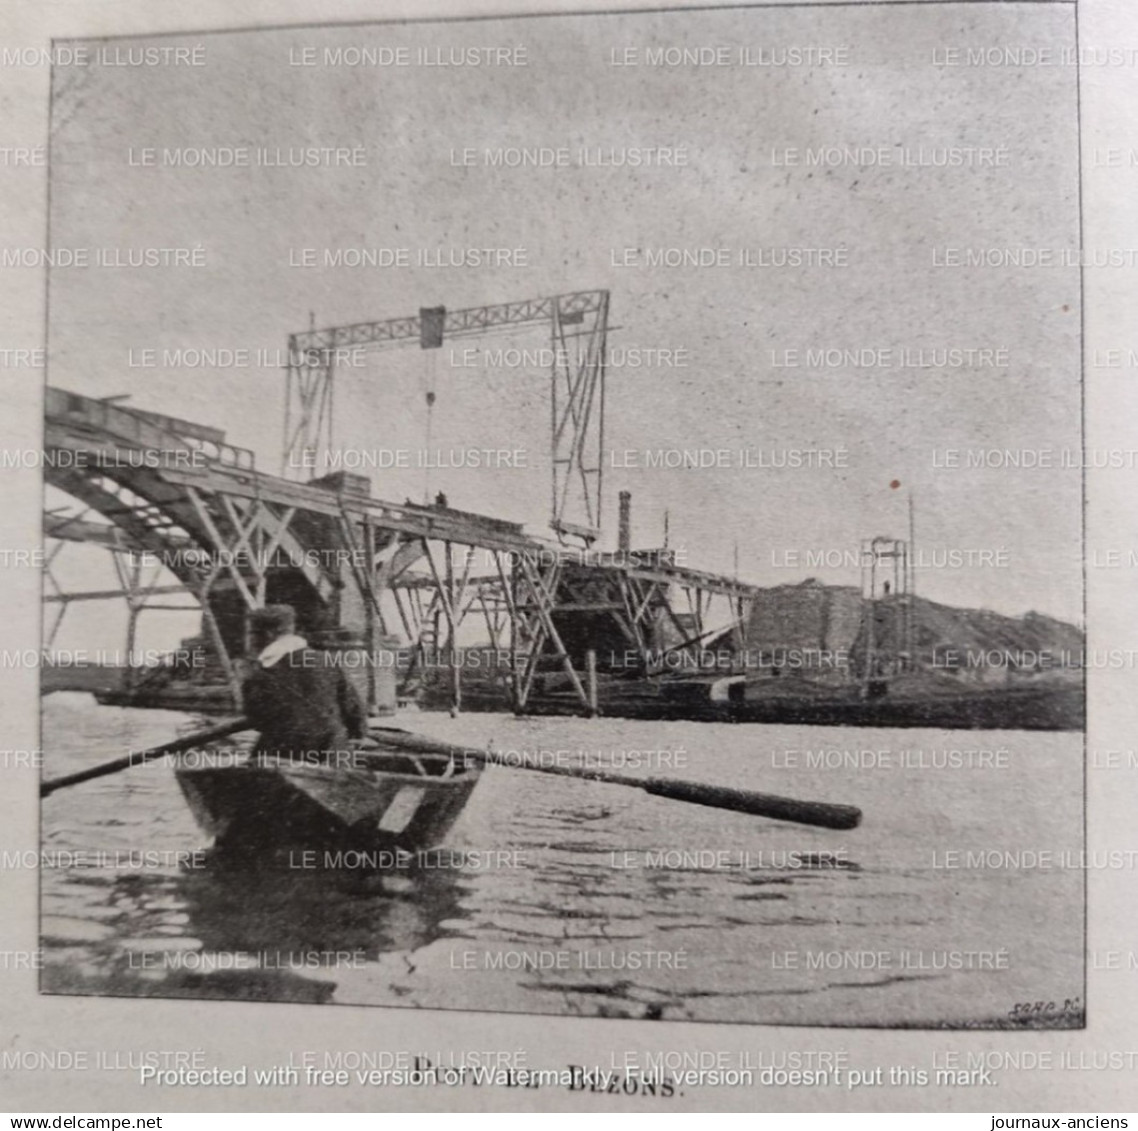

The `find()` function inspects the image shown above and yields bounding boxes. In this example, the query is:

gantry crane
[282,290,610,544]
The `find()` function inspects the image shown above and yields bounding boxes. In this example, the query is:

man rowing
[242,605,368,766]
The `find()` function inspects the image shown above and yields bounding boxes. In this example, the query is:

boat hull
[174,740,482,859]
[96,685,237,713]
[719,682,1084,731]
[433,680,1084,731]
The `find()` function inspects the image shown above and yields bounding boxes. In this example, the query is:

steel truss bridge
[42,292,762,714]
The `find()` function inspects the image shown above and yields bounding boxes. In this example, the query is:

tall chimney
[618,491,632,553]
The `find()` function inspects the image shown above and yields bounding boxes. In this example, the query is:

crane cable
[422,348,437,504]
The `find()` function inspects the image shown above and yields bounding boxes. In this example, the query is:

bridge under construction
[42,289,763,715]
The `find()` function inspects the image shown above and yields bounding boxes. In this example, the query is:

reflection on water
[44,863,466,1004]
[40,693,1085,1025]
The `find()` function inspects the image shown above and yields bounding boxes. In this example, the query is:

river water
[39,692,1083,1027]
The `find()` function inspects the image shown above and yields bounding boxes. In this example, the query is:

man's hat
[249,604,296,636]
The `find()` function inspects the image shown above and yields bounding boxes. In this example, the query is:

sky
[43,3,1082,652]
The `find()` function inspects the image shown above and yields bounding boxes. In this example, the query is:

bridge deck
[45,385,759,598]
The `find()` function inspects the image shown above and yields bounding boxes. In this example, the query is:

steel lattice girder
[282,290,609,538]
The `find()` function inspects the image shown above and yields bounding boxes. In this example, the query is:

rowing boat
[172,731,483,858]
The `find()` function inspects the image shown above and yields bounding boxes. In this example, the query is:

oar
[40,717,861,827]
[40,718,252,797]
[367,727,862,830]
[476,756,861,830]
